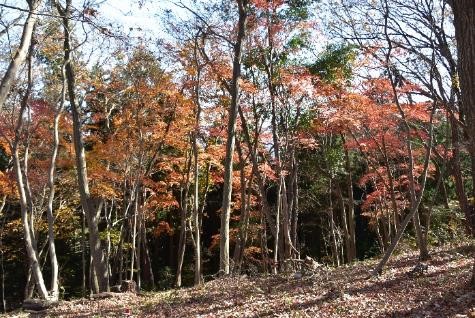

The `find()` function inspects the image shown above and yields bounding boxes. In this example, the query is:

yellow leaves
[91,182,119,200]
[0,171,16,198]
[240,79,258,94]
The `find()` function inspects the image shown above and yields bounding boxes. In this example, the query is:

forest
[0,0,475,316]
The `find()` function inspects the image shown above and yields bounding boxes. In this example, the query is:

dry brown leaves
[7,243,475,318]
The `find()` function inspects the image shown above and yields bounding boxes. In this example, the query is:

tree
[0,0,43,111]
[219,0,249,275]
[450,0,475,286]
[54,0,109,293]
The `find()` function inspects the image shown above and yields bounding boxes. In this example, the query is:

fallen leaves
[5,243,474,318]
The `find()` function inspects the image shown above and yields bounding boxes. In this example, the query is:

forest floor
[5,242,475,318]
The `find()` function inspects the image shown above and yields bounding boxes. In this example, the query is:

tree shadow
[376,281,474,317]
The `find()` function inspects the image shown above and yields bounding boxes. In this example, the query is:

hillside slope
[7,243,475,318]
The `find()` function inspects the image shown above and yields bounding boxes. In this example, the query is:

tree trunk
[56,0,108,293]
[130,188,138,283]
[336,184,351,264]
[0,0,42,111]
[176,150,192,287]
[219,0,248,275]
[81,209,87,297]
[290,153,300,258]
[44,60,66,301]
[12,47,48,300]
[238,105,277,239]
[141,222,155,289]
[1,196,7,312]
[232,139,254,275]
[273,181,282,274]
[192,136,202,286]
[343,140,356,261]
[136,204,142,291]
[451,0,475,286]
[373,0,434,273]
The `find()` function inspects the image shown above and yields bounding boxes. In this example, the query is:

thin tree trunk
[343,139,356,261]
[336,184,351,264]
[0,0,42,111]
[105,201,112,285]
[232,139,253,274]
[265,12,293,261]
[260,209,269,274]
[44,61,66,301]
[81,209,86,298]
[328,179,339,267]
[290,152,299,257]
[238,105,277,239]
[192,138,201,286]
[12,46,48,300]
[136,202,142,291]
[0,196,7,312]
[141,221,155,289]
[220,0,248,275]
[373,0,435,274]
[130,187,139,283]
[176,150,192,287]
[273,181,282,274]
[191,32,203,286]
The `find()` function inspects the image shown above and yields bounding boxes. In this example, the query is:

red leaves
[153,221,174,237]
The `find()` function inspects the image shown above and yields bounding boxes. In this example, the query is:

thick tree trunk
[219,0,248,275]
[451,0,475,287]
[56,0,108,293]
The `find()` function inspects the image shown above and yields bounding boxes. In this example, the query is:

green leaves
[282,0,319,21]
[308,43,358,84]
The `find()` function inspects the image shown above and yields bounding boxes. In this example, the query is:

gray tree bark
[44,60,66,301]
[12,55,48,299]
[55,0,109,293]
[219,0,248,275]
[0,0,42,111]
